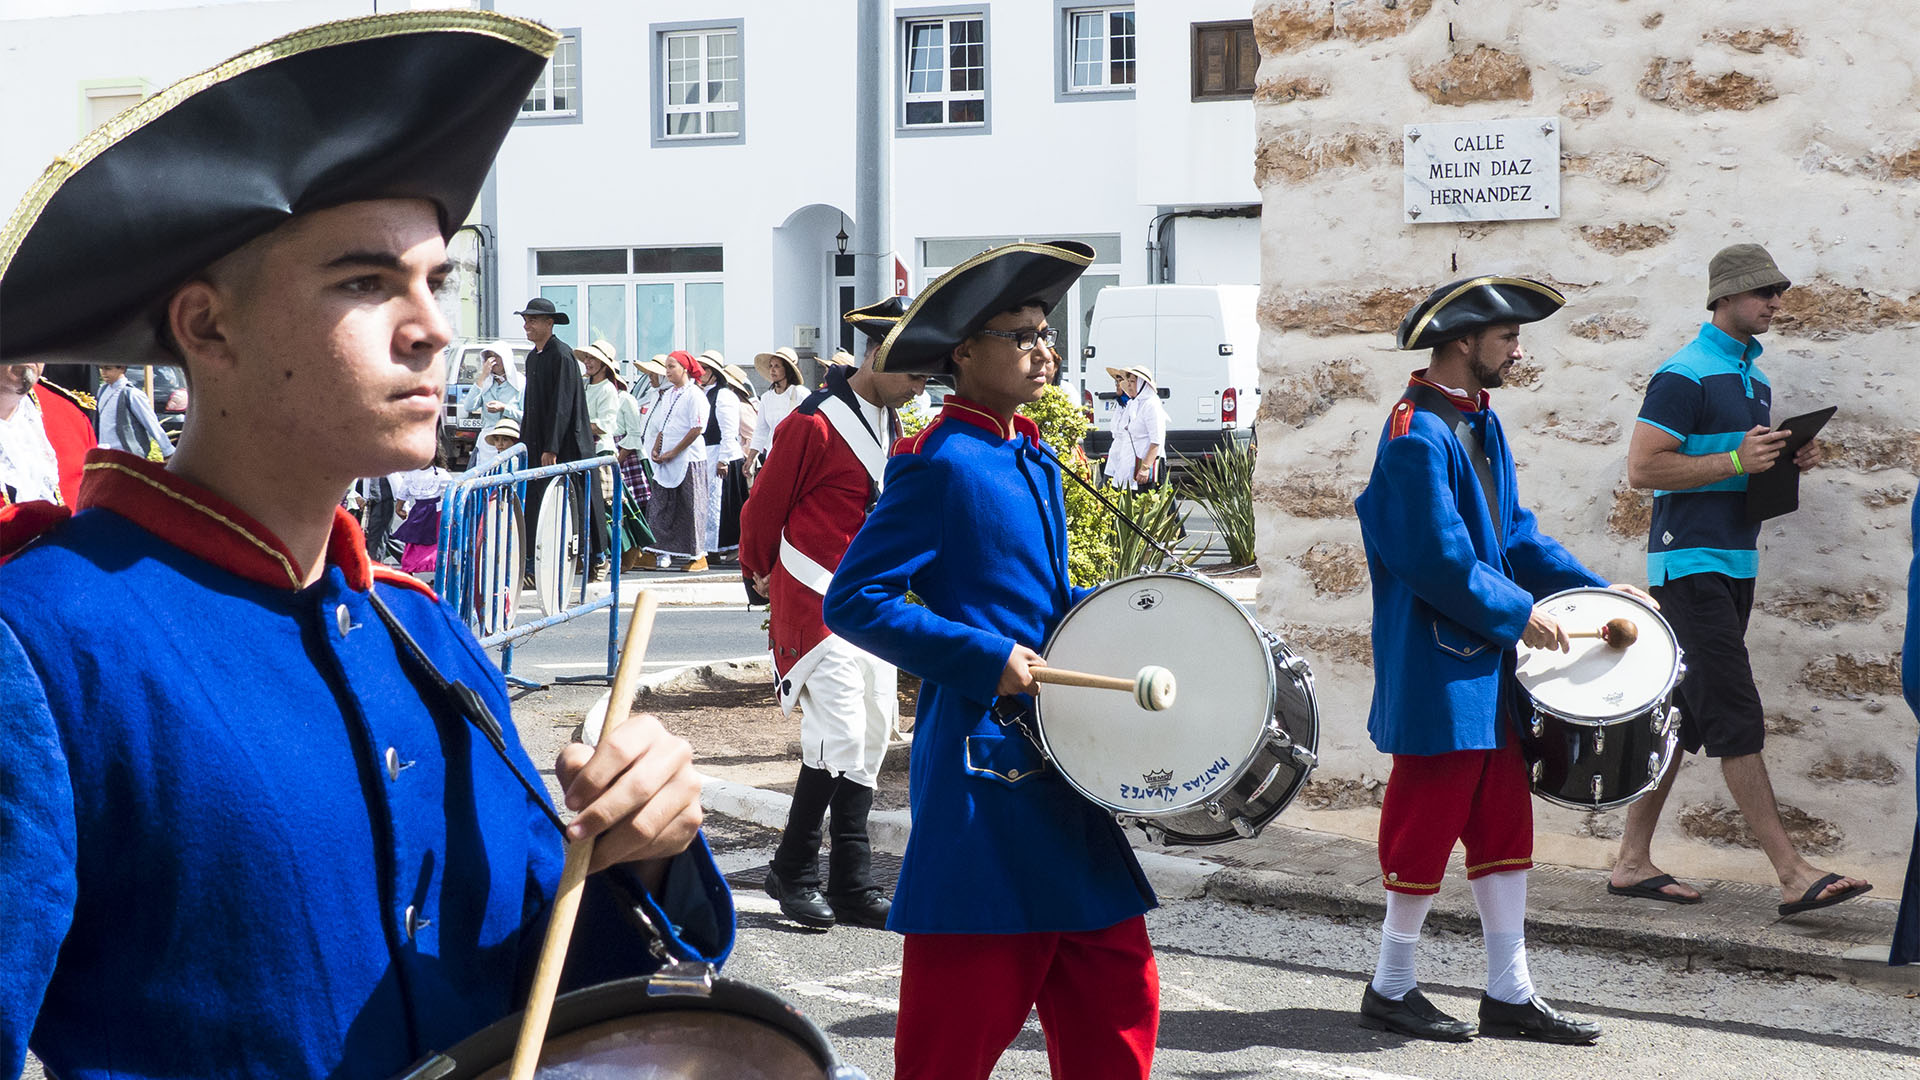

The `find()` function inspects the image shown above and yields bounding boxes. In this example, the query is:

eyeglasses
[977,327,1059,352]
[1753,284,1787,299]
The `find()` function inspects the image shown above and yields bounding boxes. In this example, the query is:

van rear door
[1087,311,1156,433]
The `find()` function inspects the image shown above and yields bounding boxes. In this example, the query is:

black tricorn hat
[1395,276,1567,351]
[0,12,558,365]
[513,297,571,325]
[873,241,1094,375]
[842,295,910,343]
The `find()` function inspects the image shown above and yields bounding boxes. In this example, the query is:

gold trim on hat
[1402,275,1566,351]
[0,11,559,281]
[872,241,1094,373]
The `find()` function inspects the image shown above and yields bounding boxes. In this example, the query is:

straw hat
[635,354,669,378]
[1105,365,1153,387]
[823,348,858,368]
[574,342,625,389]
[718,362,754,396]
[483,416,520,442]
[754,346,804,385]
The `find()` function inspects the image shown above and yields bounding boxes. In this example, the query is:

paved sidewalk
[632,642,1911,992]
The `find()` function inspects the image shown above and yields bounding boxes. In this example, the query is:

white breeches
[795,639,898,789]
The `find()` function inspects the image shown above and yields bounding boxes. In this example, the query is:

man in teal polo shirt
[1607,244,1872,915]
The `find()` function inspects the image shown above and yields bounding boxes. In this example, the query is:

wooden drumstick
[1032,664,1177,711]
[508,591,662,1080]
[1567,617,1639,649]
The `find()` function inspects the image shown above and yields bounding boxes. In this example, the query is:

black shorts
[1650,573,1765,758]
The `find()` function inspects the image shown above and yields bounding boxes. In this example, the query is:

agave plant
[1179,438,1257,567]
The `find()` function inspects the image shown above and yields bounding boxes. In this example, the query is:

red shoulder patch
[892,417,943,457]
[1389,400,1415,439]
[371,564,440,602]
[0,500,73,564]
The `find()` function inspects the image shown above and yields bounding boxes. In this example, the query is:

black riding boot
[766,765,837,928]
[825,779,891,928]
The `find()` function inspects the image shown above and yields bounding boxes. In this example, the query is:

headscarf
[666,350,705,383]
[477,340,524,393]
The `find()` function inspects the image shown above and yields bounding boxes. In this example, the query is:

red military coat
[0,382,97,509]
[738,369,896,711]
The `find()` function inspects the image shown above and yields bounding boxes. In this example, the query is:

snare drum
[391,974,866,1080]
[1514,587,1685,811]
[1033,571,1319,846]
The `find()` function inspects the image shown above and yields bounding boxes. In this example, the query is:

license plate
[455,418,483,430]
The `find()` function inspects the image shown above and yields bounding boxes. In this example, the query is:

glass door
[538,285,579,347]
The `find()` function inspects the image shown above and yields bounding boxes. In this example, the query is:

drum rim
[1517,586,1684,723]
[394,975,840,1080]
[1035,569,1277,817]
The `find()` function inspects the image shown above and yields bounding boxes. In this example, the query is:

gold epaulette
[37,379,97,411]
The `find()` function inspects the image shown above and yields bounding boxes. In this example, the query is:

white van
[1078,285,1259,468]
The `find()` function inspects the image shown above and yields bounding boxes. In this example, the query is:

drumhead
[1037,572,1274,815]
[395,977,845,1080]
[1516,587,1681,723]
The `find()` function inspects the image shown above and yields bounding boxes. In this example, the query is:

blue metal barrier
[435,448,626,688]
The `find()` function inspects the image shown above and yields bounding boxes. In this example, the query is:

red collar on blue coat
[934,394,1041,443]
[1407,369,1489,412]
[0,448,431,596]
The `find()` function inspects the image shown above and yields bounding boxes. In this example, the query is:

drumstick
[508,591,662,1080]
[1566,617,1639,649]
[1032,664,1177,711]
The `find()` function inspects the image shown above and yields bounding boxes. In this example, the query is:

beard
[1467,350,1507,389]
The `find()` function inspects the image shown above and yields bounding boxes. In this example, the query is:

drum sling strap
[367,592,705,976]
[1401,383,1504,547]
[368,591,568,836]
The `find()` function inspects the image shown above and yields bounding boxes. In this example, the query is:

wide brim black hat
[513,297,571,324]
[843,295,911,344]
[1396,276,1567,351]
[0,12,557,365]
[872,241,1094,375]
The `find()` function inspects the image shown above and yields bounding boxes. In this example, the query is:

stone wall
[1252,1,1918,878]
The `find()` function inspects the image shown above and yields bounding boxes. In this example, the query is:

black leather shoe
[763,868,835,929]
[827,888,892,929]
[1358,984,1474,1042]
[1477,994,1601,1044]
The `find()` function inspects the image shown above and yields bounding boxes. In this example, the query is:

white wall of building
[1133,0,1259,210]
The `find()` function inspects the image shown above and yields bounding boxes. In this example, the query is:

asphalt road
[702,813,1920,1080]
[489,592,770,684]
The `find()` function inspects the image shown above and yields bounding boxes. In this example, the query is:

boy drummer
[824,242,1159,1080]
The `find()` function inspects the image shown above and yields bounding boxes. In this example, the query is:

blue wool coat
[822,397,1156,935]
[0,452,733,1080]
[1354,377,1607,756]
[1892,491,1920,964]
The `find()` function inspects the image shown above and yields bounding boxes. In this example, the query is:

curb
[696,765,1913,988]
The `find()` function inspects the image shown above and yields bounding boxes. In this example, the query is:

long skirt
[716,458,749,553]
[644,465,710,561]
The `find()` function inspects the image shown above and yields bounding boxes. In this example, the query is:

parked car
[441,338,530,468]
[1077,285,1260,473]
[126,364,190,441]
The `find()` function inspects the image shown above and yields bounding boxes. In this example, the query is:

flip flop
[1777,872,1874,917]
[1606,873,1703,905]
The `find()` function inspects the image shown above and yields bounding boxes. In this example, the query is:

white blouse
[651,384,710,489]
[751,384,807,455]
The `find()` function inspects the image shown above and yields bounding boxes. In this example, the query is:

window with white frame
[663,27,741,138]
[523,34,579,116]
[1067,6,1135,91]
[904,14,985,128]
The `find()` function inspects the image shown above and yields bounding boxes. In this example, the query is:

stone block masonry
[1252,1,1920,880]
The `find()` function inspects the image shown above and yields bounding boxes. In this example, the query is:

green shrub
[1018,385,1117,587]
[1108,485,1197,576]
[1179,438,1257,566]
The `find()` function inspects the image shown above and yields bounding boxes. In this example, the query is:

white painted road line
[781,965,903,1013]
[533,659,692,670]
[1267,1057,1435,1080]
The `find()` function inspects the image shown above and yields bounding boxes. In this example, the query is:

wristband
[1729,449,1744,476]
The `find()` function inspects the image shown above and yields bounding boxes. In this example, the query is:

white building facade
[1,0,1259,388]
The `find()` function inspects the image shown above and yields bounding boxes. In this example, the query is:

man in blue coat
[1353,277,1651,1045]
[0,16,732,1080]
[824,242,1159,1080]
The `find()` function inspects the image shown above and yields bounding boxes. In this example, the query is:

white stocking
[1369,891,1435,1000]
[1471,870,1536,1004]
